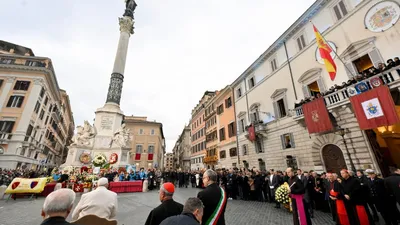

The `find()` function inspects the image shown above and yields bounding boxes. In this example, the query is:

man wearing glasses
[197,169,227,225]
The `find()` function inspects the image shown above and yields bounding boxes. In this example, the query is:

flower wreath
[79,153,91,164]
[109,153,118,164]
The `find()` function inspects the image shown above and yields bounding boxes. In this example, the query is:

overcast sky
[1,0,315,152]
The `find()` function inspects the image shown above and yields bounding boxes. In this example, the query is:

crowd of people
[295,57,400,108]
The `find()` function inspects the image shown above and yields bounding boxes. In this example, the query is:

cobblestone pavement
[0,187,336,225]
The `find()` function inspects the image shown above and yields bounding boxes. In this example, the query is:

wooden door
[322,144,347,174]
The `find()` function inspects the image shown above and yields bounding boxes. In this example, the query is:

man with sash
[286,167,312,225]
[197,169,227,225]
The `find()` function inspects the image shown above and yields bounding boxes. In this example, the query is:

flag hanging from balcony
[248,125,256,141]
[313,25,337,81]
[302,98,334,134]
[350,85,400,130]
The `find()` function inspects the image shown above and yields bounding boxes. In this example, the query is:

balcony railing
[204,155,218,163]
[294,66,400,119]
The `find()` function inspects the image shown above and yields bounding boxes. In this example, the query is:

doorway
[321,144,347,174]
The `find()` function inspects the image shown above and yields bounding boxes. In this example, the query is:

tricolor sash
[205,187,227,225]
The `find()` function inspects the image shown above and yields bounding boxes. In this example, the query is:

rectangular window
[255,139,264,153]
[277,99,287,117]
[228,122,236,137]
[151,129,155,135]
[39,109,45,120]
[225,97,232,108]
[217,104,224,115]
[237,88,242,98]
[13,81,30,91]
[25,124,34,141]
[239,119,245,133]
[281,133,295,149]
[139,129,144,135]
[220,150,226,159]
[43,96,48,106]
[333,0,348,20]
[148,145,154,154]
[242,144,248,155]
[40,87,45,98]
[297,34,306,51]
[251,111,259,123]
[44,116,49,125]
[6,95,24,108]
[248,77,255,88]
[0,121,14,134]
[219,128,226,141]
[229,148,237,157]
[136,145,143,153]
[270,58,277,72]
[34,101,40,114]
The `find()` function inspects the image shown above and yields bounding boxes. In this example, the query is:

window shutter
[316,77,326,93]
[283,96,289,116]
[368,48,383,68]
[290,133,295,148]
[280,135,285,149]
[333,5,342,20]
[273,101,279,118]
[302,85,311,98]
[344,62,357,77]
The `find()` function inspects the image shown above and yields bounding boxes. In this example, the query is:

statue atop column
[123,0,137,19]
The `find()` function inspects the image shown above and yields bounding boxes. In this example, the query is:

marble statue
[71,121,96,146]
[123,0,137,18]
[110,123,131,148]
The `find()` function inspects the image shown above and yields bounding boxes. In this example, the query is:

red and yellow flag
[313,25,337,81]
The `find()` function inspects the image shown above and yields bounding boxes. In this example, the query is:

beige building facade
[0,40,75,170]
[215,86,238,169]
[190,91,216,170]
[164,153,174,171]
[232,0,400,174]
[172,125,191,171]
[125,116,165,170]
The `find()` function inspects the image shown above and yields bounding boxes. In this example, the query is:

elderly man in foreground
[160,197,204,225]
[71,177,118,221]
[145,182,183,225]
[40,188,76,225]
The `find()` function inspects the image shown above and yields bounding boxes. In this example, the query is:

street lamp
[336,127,356,173]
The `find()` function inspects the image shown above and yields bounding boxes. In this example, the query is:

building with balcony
[0,40,75,170]
[172,125,191,171]
[125,116,165,170]
[204,92,219,169]
[215,86,238,169]
[164,152,174,171]
[190,91,216,170]
[231,0,400,175]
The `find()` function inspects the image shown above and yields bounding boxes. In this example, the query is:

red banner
[303,98,333,134]
[350,85,400,130]
[248,125,256,141]
[135,153,141,160]
[148,153,153,161]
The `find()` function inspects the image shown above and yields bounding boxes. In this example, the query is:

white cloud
[1,0,315,153]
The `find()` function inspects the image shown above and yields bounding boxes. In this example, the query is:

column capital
[119,16,134,35]
[6,76,16,83]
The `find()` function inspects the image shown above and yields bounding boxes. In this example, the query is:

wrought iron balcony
[293,66,400,120]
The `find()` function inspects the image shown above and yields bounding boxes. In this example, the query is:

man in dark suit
[267,169,281,208]
[145,182,183,225]
[197,169,227,225]
[40,189,76,225]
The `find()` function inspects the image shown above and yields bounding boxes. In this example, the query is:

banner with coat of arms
[302,98,334,134]
[350,85,400,130]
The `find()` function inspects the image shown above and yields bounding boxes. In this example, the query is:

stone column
[105,16,134,105]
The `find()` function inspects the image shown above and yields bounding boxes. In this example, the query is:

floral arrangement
[92,153,107,167]
[275,183,290,205]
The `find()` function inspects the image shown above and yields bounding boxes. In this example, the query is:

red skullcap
[163,182,175,193]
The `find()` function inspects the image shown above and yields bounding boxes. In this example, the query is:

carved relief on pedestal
[71,120,96,146]
[110,123,131,148]
[106,73,124,104]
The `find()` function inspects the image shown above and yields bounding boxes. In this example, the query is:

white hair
[43,189,76,214]
[97,177,108,187]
